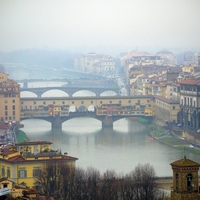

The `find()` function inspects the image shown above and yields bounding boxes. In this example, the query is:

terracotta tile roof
[15,141,52,146]
[0,148,18,156]
[172,82,180,87]
[1,154,77,163]
[7,155,26,162]
[155,95,179,104]
[178,79,200,85]
[171,156,200,167]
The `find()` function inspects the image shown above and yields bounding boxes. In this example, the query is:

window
[18,168,27,178]
[43,102,46,105]
[13,105,15,110]
[91,101,93,104]
[7,167,10,178]
[173,106,175,110]
[119,101,121,103]
[34,101,36,104]
[100,101,102,104]
[62,101,65,104]
[81,101,84,104]
[5,105,7,110]
[21,102,23,104]
[5,111,7,116]
[72,101,74,104]
[187,174,193,191]
[110,101,112,103]
[1,166,5,177]
[13,111,15,115]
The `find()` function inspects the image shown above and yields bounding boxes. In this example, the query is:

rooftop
[155,95,179,104]
[171,156,200,167]
[15,141,52,146]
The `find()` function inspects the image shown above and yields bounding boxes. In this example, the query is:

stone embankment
[149,124,200,154]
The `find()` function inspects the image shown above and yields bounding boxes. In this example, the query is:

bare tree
[36,163,168,200]
[100,170,119,200]
[85,167,101,200]
[36,161,65,197]
[129,163,158,200]
[118,174,134,200]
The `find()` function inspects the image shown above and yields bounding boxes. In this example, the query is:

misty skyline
[0,0,200,55]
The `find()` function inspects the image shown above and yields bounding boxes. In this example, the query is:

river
[19,81,200,177]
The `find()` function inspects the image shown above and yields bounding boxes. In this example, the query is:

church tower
[171,156,200,200]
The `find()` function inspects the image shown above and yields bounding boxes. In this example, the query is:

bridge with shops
[20,95,154,130]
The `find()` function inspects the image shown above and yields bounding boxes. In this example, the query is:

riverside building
[0,72,20,124]
[0,141,78,190]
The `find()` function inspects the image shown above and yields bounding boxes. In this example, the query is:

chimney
[64,152,68,156]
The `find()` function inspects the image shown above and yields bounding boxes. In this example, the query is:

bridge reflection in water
[20,95,154,130]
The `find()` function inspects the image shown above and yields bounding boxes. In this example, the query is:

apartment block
[0,72,20,123]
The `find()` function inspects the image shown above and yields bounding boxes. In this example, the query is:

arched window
[187,173,193,191]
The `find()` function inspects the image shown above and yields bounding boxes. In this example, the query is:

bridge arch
[72,90,96,97]
[100,90,118,96]
[42,89,69,97]
[20,118,52,128]
[20,91,37,98]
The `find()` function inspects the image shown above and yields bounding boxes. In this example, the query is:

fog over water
[20,117,200,177]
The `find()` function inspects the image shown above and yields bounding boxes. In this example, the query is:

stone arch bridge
[20,95,154,130]
[20,86,119,97]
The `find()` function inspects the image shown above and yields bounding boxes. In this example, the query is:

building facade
[179,79,200,131]
[0,72,20,123]
[0,141,77,189]
[155,95,180,125]
[74,52,116,75]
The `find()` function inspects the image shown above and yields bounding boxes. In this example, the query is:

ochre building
[0,141,78,190]
[0,72,20,123]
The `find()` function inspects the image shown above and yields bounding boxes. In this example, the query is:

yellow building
[143,82,153,95]
[155,95,180,126]
[0,141,78,189]
[182,64,195,73]
[0,72,21,123]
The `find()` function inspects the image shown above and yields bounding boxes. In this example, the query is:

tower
[171,156,200,200]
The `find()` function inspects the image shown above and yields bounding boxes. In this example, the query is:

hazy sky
[0,0,200,53]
